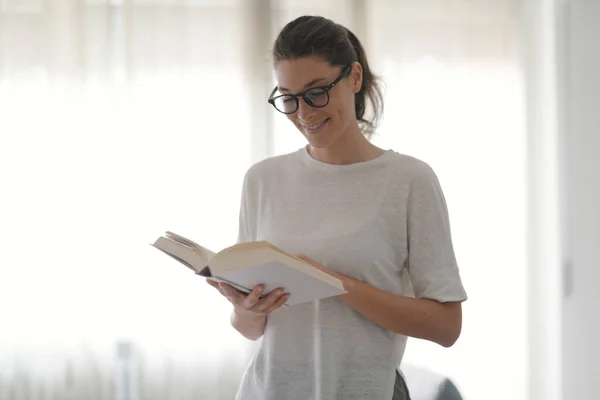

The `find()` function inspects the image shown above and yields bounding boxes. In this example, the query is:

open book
[151,231,346,306]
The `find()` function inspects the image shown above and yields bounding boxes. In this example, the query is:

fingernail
[257,285,264,293]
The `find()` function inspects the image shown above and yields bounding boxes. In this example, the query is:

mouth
[300,118,330,134]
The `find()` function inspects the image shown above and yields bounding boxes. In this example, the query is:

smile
[301,118,330,132]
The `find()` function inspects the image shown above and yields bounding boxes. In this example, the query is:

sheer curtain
[366,3,527,400]
[0,1,258,399]
[1,1,527,399]
[272,1,527,400]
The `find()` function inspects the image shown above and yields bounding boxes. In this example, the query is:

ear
[350,62,363,94]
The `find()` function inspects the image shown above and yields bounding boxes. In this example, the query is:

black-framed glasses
[268,65,352,114]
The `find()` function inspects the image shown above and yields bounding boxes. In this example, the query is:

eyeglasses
[268,65,352,114]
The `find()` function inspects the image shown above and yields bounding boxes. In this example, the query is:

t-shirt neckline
[298,145,394,171]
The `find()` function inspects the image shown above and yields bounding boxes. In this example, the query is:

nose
[297,98,316,123]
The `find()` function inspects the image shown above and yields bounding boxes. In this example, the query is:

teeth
[303,119,328,130]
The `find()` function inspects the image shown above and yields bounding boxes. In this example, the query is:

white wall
[558,1,600,398]
[522,0,562,398]
[526,0,600,399]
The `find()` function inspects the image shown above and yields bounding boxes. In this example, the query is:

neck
[308,124,384,165]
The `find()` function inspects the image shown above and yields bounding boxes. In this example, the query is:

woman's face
[273,57,362,149]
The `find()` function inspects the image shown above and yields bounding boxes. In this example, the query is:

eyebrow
[279,77,328,93]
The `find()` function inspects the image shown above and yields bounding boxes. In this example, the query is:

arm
[207,279,289,340]
[297,255,462,347]
[339,275,462,347]
[230,309,267,341]
[338,162,465,347]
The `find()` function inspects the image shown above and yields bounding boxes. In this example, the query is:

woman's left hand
[296,254,353,296]
[296,254,344,281]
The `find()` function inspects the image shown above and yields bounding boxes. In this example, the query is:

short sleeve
[237,169,257,244]
[406,164,467,303]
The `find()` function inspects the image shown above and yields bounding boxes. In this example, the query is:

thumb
[296,254,315,265]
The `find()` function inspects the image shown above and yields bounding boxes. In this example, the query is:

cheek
[327,101,350,123]
[318,103,340,119]
[329,92,352,115]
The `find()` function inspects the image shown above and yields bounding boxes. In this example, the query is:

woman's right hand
[206,279,290,318]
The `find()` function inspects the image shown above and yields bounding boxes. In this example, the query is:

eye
[307,89,326,99]
[305,88,329,107]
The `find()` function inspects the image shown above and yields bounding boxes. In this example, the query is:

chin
[303,131,335,150]
[296,118,339,148]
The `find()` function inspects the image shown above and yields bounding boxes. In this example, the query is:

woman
[207,15,467,400]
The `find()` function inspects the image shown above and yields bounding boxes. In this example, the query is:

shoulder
[386,151,439,183]
[242,149,303,186]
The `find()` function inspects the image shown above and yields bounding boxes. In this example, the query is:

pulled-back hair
[272,16,384,137]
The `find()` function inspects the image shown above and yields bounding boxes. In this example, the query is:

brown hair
[272,16,384,137]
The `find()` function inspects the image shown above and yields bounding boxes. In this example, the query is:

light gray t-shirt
[235,147,467,400]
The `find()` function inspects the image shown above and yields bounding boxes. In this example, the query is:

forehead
[274,57,339,92]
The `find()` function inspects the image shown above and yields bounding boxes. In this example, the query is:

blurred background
[0,0,597,399]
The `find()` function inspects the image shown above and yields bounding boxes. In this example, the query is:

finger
[206,279,226,295]
[206,279,220,289]
[296,254,315,265]
[219,283,246,304]
[242,284,265,309]
[252,287,284,312]
[218,282,242,293]
[295,255,334,276]
[263,293,290,314]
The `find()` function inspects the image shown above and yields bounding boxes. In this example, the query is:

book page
[152,236,209,273]
[218,241,269,253]
[220,241,307,264]
[165,231,217,260]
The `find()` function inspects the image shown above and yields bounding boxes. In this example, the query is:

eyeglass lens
[273,88,329,114]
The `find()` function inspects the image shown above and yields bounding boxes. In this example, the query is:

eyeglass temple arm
[268,86,279,103]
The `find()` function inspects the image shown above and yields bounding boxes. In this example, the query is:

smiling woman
[272,60,354,141]
[268,16,383,155]
[207,15,468,400]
